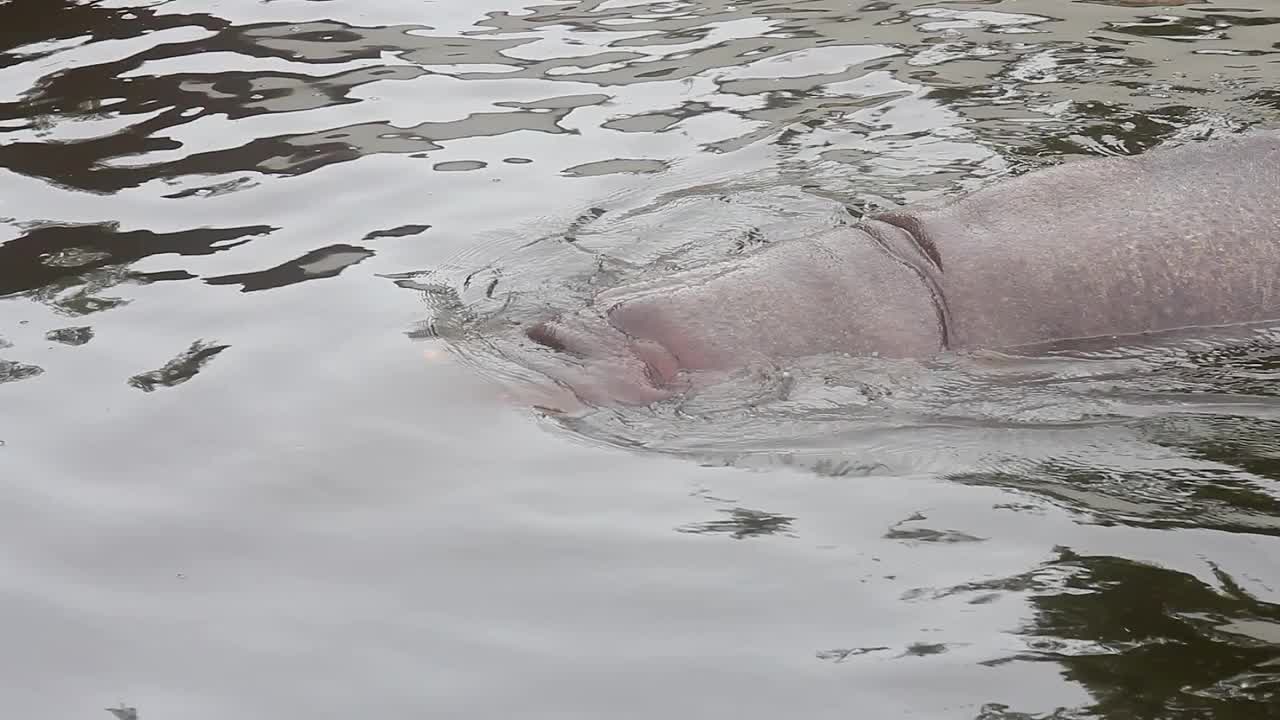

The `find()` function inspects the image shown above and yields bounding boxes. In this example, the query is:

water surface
[2,1,1280,718]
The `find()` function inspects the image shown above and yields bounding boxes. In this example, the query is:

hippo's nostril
[526,322,568,353]
[526,313,628,359]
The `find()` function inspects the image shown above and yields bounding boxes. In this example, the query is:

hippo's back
[904,131,1280,349]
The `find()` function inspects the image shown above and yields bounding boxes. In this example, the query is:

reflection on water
[204,244,374,292]
[953,550,1280,715]
[1,0,1279,718]
[127,339,230,393]
[0,222,271,310]
[676,506,796,539]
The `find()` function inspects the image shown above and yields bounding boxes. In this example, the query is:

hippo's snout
[524,311,682,405]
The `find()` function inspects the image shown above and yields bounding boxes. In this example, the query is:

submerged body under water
[1,0,1280,718]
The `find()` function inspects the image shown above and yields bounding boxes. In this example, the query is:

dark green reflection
[981,551,1280,717]
[677,507,796,539]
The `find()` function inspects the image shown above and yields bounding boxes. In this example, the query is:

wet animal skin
[527,130,1280,405]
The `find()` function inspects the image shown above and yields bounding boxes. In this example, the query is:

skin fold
[526,130,1280,405]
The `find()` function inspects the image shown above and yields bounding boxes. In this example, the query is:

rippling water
[3,1,1280,718]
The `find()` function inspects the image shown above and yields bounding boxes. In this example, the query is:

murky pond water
[2,1,1280,718]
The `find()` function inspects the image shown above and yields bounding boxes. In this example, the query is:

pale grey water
[1,1,1279,718]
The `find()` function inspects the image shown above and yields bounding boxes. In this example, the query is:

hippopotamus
[526,130,1280,404]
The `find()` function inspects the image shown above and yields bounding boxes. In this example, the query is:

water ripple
[2,2,1280,718]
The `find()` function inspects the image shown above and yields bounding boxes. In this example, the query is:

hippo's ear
[866,211,943,272]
